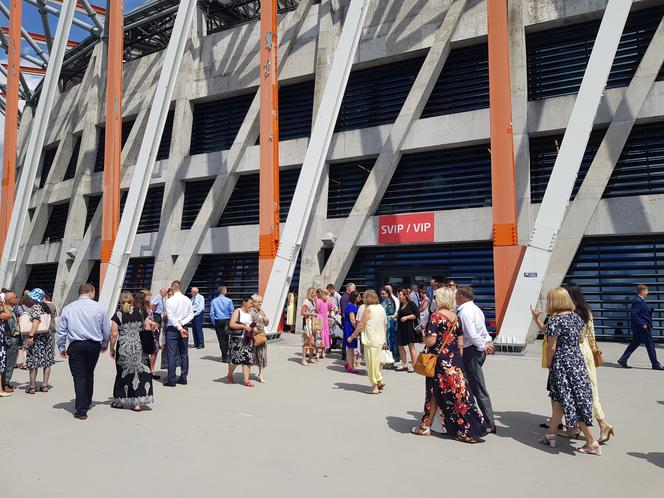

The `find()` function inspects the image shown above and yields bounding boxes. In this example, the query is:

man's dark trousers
[67,340,101,417]
[214,319,229,361]
[619,328,660,367]
[192,313,205,348]
[166,326,189,382]
[2,335,20,387]
[462,345,495,429]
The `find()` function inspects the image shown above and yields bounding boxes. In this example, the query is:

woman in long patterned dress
[380,287,400,366]
[411,287,487,443]
[19,289,55,394]
[540,287,600,455]
[300,288,318,366]
[227,296,255,387]
[251,293,269,383]
[109,291,154,412]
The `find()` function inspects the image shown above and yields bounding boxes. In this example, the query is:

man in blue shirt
[190,287,206,349]
[210,286,234,363]
[618,284,662,370]
[56,283,111,420]
[151,288,167,325]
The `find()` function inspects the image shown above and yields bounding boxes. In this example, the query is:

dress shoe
[74,413,88,420]
[176,378,188,385]
[652,364,664,371]
[617,360,631,369]
[152,373,161,380]
[163,381,177,387]
[196,345,204,349]
[489,426,497,434]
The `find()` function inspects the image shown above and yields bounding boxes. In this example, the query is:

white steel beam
[497,0,632,348]
[262,0,371,331]
[0,0,76,289]
[98,0,197,315]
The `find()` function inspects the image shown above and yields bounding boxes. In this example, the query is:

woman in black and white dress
[109,291,154,412]
[227,296,255,387]
[18,289,54,394]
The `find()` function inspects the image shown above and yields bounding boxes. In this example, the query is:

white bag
[379,348,394,364]
[19,313,51,334]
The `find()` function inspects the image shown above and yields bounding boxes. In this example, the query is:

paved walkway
[2,333,663,497]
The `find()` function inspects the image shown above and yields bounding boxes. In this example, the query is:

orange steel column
[488,0,524,332]
[0,0,22,255]
[101,0,124,284]
[258,0,280,296]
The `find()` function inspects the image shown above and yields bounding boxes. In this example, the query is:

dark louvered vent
[279,80,314,140]
[87,260,100,292]
[85,194,102,231]
[527,6,664,101]
[217,168,301,226]
[376,145,492,215]
[156,109,175,160]
[190,93,254,155]
[346,243,496,331]
[63,136,81,180]
[25,263,58,297]
[327,159,375,218]
[565,236,664,340]
[123,257,154,294]
[94,119,135,172]
[181,178,215,230]
[42,203,70,243]
[335,57,422,132]
[119,186,164,233]
[530,129,605,203]
[39,147,58,188]
[422,43,489,117]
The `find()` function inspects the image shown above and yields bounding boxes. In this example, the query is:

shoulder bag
[253,330,267,347]
[414,352,437,378]
[592,347,604,367]
[19,312,51,334]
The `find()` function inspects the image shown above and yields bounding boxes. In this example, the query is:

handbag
[253,331,267,347]
[379,348,394,364]
[312,316,323,332]
[19,312,51,334]
[541,335,548,369]
[592,347,604,367]
[414,352,437,378]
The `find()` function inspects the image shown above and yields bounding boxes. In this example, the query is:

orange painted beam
[49,0,106,16]
[258,0,280,296]
[1,63,46,75]
[0,0,22,256]
[487,0,523,332]
[1,27,79,47]
[100,0,123,285]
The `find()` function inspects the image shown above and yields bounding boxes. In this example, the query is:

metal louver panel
[422,43,489,118]
[39,147,58,188]
[346,243,496,331]
[42,203,70,243]
[376,145,492,215]
[156,110,175,160]
[122,257,155,295]
[94,119,136,172]
[565,236,664,340]
[334,57,422,133]
[190,92,254,155]
[217,168,301,226]
[527,6,664,101]
[279,80,314,141]
[327,159,375,219]
[25,263,59,296]
[181,178,215,230]
[63,136,81,180]
[119,186,164,233]
[85,194,102,231]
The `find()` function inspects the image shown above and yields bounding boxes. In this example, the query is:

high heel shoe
[598,425,614,444]
[559,427,582,439]
[538,433,557,448]
[577,441,601,456]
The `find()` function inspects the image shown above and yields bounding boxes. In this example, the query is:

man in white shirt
[164,281,194,387]
[190,287,206,349]
[456,285,496,433]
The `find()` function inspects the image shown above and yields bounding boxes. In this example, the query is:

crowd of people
[1,275,660,456]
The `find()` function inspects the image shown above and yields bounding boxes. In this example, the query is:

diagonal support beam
[539,16,664,311]
[164,0,314,288]
[261,0,372,330]
[315,0,468,291]
[0,0,76,289]
[497,0,632,349]
[99,0,197,315]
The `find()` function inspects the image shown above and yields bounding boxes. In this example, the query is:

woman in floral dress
[300,288,318,365]
[412,287,487,443]
[251,294,269,383]
[109,291,154,411]
[19,289,55,394]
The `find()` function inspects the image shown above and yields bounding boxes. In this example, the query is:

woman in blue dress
[380,287,400,366]
[343,291,360,373]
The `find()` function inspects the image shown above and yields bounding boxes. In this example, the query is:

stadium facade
[15,0,664,340]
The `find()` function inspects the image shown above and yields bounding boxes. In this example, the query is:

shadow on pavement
[602,361,651,370]
[333,382,370,393]
[627,452,664,469]
[386,411,421,434]
[657,401,664,405]
[201,355,224,363]
[494,410,576,455]
[53,398,112,414]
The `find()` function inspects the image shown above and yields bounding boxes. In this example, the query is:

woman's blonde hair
[317,288,328,298]
[435,287,456,311]
[251,294,263,303]
[307,287,317,300]
[119,291,133,314]
[546,287,576,315]
[363,289,379,306]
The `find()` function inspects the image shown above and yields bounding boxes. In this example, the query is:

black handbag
[139,310,156,354]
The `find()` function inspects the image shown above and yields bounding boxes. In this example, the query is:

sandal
[377,382,385,391]
[411,426,431,436]
[226,374,235,384]
[39,385,50,393]
[111,402,124,409]
[577,442,601,456]
[26,387,36,394]
[457,435,477,444]
[243,381,255,388]
[367,388,381,395]
[131,405,142,412]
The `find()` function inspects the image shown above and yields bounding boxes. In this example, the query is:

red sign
[378,212,435,244]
